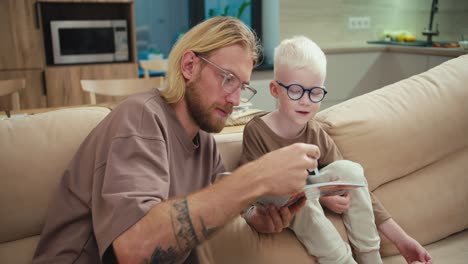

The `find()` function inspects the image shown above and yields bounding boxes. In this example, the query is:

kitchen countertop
[254,42,466,72]
[320,42,468,57]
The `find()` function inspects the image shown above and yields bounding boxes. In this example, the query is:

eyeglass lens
[198,55,257,102]
[287,84,326,102]
[240,87,254,103]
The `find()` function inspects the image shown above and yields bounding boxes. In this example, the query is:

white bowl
[459,40,468,49]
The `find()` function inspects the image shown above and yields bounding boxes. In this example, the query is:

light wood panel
[37,0,132,3]
[0,79,26,110]
[139,58,168,78]
[0,70,45,110]
[45,63,138,107]
[81,77,162,104]
[0,0,44,70]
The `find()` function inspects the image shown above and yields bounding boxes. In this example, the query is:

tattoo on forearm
[172,198,200,247]
[145,246,176,264]
[145,198,199,264]
[200,217,218,238]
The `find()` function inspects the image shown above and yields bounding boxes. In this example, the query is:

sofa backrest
[0,107,110,264]
[214,132,244,172]
[315,54,468,255]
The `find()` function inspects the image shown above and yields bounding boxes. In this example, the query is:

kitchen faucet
[422,0,439,44]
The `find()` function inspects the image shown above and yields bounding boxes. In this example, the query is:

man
[33,17,318,264]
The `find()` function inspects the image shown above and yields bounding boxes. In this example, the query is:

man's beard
[185,80,233,133]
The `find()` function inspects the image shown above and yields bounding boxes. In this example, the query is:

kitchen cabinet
[40,0,139,107]
[427,55,456,69]
[250,70,275,111]
[45,63,138,107]
[0,0,44,70]
[0,70,46,110]
[0,0,139,109]
[325,52,388,110]
[249,50,459,112]
[39,1,137,65]
[325,52,455,109]
[381,53,428,85]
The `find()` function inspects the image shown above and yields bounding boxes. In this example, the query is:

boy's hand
[395,236,433,264]
[246,197,306,233]
[319,193,351,214]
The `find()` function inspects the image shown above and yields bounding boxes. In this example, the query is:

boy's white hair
[274,36,326,80]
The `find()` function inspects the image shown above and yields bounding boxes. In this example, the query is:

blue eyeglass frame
[276,81,328,103]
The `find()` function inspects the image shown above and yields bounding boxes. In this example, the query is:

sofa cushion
[383,230,468,264]
[197,212,348,264]
[316,54,468,191]
[197,216,315,264]
[0,107,110,264]
[315,55,468,256]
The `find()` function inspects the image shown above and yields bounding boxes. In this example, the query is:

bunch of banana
[380,30,416,42]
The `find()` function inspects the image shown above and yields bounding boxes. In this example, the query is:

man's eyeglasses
[197,55,257,103]
[276,81,328,103]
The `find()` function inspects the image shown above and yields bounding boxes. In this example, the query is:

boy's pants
[289,160,382,264]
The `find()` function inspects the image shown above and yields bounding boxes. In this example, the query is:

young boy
[240,36,432,264]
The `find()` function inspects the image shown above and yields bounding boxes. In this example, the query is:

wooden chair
[80,78,163,104]
[0,78,26,111]
[139,57,168,79]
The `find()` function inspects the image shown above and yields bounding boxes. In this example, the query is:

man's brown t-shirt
[33,90,225,263]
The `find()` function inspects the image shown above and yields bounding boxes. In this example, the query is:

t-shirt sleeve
[370,191,392,225]
[93,135,170,258]
[239,120,269,165]
[314,122,343,167]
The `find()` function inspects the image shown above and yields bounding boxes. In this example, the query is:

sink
[367,40,460,48]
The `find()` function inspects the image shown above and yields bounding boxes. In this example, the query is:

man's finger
[288,196,306,215]
[279,207,291,226]
[268,205,283,232]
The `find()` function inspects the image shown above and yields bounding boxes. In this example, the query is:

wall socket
[348,16,370,29]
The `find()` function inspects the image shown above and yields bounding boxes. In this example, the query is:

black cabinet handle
[34,2,41,29]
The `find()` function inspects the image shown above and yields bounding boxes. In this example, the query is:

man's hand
[319,193,351,214]
[246,197,306,233]
[252,143,320,197]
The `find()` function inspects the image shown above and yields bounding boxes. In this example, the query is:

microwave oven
[50,20,129,65]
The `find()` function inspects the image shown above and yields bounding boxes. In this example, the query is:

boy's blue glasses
[276,81,328,103]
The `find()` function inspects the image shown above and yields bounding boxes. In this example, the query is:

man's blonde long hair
[161,16,262,104]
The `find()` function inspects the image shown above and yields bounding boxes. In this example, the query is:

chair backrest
[0,79,26,110]
[80,77,163,104]
[139,58,168,78]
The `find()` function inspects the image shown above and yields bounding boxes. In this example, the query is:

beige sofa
[0,55,467,264]
[200,54,468,264]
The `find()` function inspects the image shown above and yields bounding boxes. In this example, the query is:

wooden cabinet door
[0,0,44,70]
[0,70,46,110]
[45,63,138,107]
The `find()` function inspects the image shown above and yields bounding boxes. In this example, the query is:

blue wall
[135,0,189,58]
